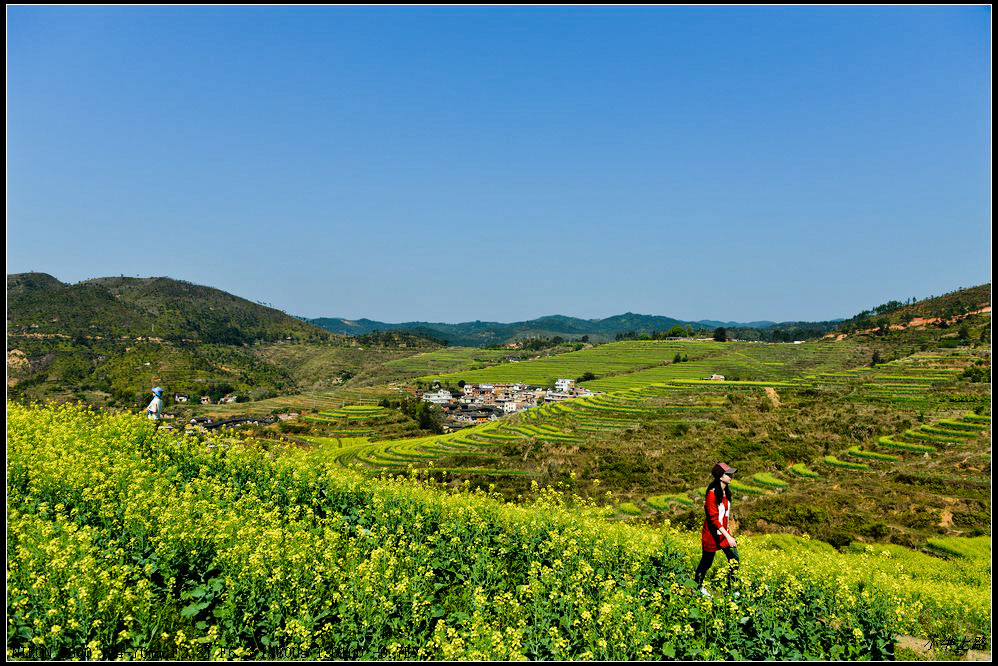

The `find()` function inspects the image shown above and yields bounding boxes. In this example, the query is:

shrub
[751,497,829,529]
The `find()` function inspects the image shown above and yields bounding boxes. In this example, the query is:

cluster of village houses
[420,379,602,428]
[173,393,238,405]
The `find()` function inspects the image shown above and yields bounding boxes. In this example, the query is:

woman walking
[694,462,740,597]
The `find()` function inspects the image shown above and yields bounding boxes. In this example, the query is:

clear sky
[7,6,991,323]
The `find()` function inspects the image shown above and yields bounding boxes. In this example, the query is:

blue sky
[7,6,991,323]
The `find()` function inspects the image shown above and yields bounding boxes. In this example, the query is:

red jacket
[701,487,731,552]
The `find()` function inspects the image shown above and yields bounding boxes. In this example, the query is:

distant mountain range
[310,313,836,347]
[11,272,987,350]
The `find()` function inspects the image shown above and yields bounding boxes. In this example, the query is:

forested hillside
[8,273,332,343]
[7,274,341,407]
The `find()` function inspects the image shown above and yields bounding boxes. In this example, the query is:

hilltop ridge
[8,273,334,344]
[311,312,838,346]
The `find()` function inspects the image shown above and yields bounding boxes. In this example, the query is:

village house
[422,389,456,405]
[174,394,189,403]
[450,405,503,425]
[200,396,212,405]
[443,383,591,424]
[708,374,726,381]
[555,378,576,392]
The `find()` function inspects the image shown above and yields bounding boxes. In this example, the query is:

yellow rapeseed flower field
[6,403,989,660]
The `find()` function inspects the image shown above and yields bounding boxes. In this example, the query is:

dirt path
[895,635,991,661]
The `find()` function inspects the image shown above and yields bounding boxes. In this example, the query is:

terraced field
[421,339,872,392]
[298,425,535,477]
[634,408,991,537]
[381,347,512,374]
[241,339,989,558]
[419,340,725,386]
[199,385,402,417]
[306,344,989,479]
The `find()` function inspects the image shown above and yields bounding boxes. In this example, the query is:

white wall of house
[423,390,454,404]
[555,379,575,392]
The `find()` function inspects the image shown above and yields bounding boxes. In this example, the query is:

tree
[713,327,727,342]
[665,325,688,338]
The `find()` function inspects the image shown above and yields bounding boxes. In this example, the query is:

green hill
[6,273,342,408]
[836,283,991,334]
[8,273,333,344]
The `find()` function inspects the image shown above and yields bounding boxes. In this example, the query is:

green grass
[845,447,902,462]
[936,418,988,431]
[645,494,694,510]
[751,472,789,488]
[788,463,819,479]
[924,536,991,560]
[877,436,936,454]
[617,502,642,515]
[823,456,870,471]
[729,479,769,495]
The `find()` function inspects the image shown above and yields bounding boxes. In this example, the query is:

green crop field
[416,339,872,393]
[419,340,726,387]
[382,348,512,374]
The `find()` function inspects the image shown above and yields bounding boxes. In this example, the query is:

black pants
[694,547,740,587]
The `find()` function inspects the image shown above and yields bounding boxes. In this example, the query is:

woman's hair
[704,477,731,505]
